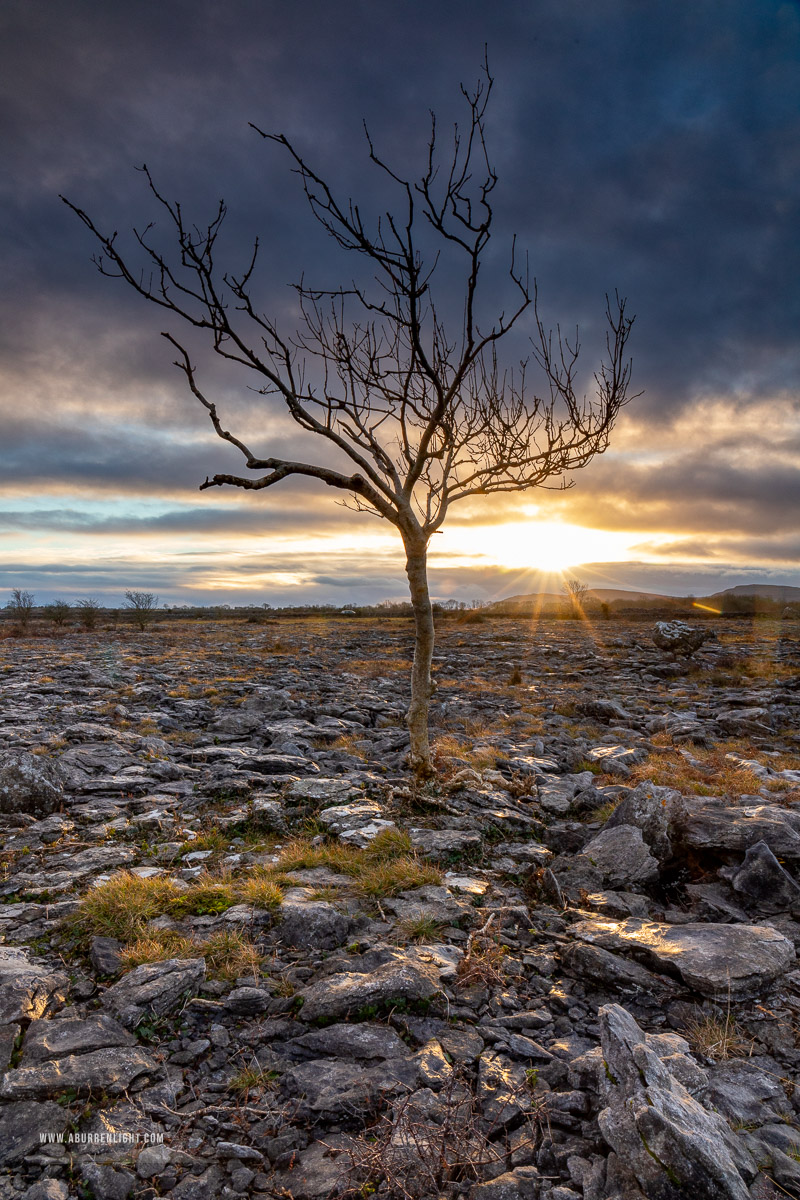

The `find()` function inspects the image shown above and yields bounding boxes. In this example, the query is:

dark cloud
[1,0,798,601]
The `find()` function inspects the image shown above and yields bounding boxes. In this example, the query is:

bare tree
[563,578,589,618]
[124,590,159,630]
[63,64,636,775]
[75,597,102,630]
[7,588,35,632]
[45,598,72,628]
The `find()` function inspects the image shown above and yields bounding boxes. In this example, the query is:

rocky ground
[1,614,800,1200]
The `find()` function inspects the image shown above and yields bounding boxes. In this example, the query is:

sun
[438,521,637,573]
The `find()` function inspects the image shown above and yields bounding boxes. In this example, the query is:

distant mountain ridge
[490,582,800,609]
[706,584,800,602]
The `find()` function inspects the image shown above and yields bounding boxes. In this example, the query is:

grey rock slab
[409,827,483,859]
[288,1022,410,1060]
[581,824,659,887]
[276,896,352,950]
[572,916,794,999]
[0,1046,162,1099]
[576,697,632,724]
[101,957,205,1027]
[0,751,65,817]
[585,745,641,777]
[299,957,441,1022]
[283,1056,418,1118]
[22,1013,135,1063]
[285,776,362,803]
[677,799,800,859]
[698,1060,793,1126]
[382,884,474,927]
[598,1002,754,1200]
[268,1137,353,1200]
[0,947,68,1024]
[169,1165,225,1200]
[561,941,680,998]
[0,1100,69,1166]
[477,1050,535,1128]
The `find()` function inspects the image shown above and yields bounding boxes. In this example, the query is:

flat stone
[300,956,441,1022]
[101,957,205,1027]
[277,897,352,949]
[288,1022,410,1060]
[561,941,679,998]
[22,1013,135,1063]
[285,777,361,803]
[1,1046,161,1099]
[677,799,800,860]
[283,1056,418,1119]
[409,827,482,859]
[572,917,794,999]
[0,1100,69,1165]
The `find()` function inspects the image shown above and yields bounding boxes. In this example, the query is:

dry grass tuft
[121,926,262,980]
[684,1010,750,1060]
[66,873,183,944]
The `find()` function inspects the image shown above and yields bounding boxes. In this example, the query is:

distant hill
[708,584,800,602]
[488,582,800,612]
[489,587,674,609]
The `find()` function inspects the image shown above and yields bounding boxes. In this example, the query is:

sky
[1,0,799,607]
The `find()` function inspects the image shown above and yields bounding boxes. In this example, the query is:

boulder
[605,780,682,861]
[726,840,800,912]
[0,751,65,817]
[653,622,709,657]
[101,958,205,1027]
[572,917,794,1000]
[276,893,352,950]
[581,824,659,887]
[598,1003,755,1199]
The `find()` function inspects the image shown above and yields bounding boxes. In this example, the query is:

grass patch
[684,1010,749,1060]
[65,874,183,944]
[121,926,262,981]
[236,871,284,910]
[228,1064,280,1097]
[398,915,447,943]
[66,868,285,945]
[628,740,789,796]
[276,831,442,898]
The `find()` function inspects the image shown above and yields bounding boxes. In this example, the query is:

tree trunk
[403,532,435,776]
